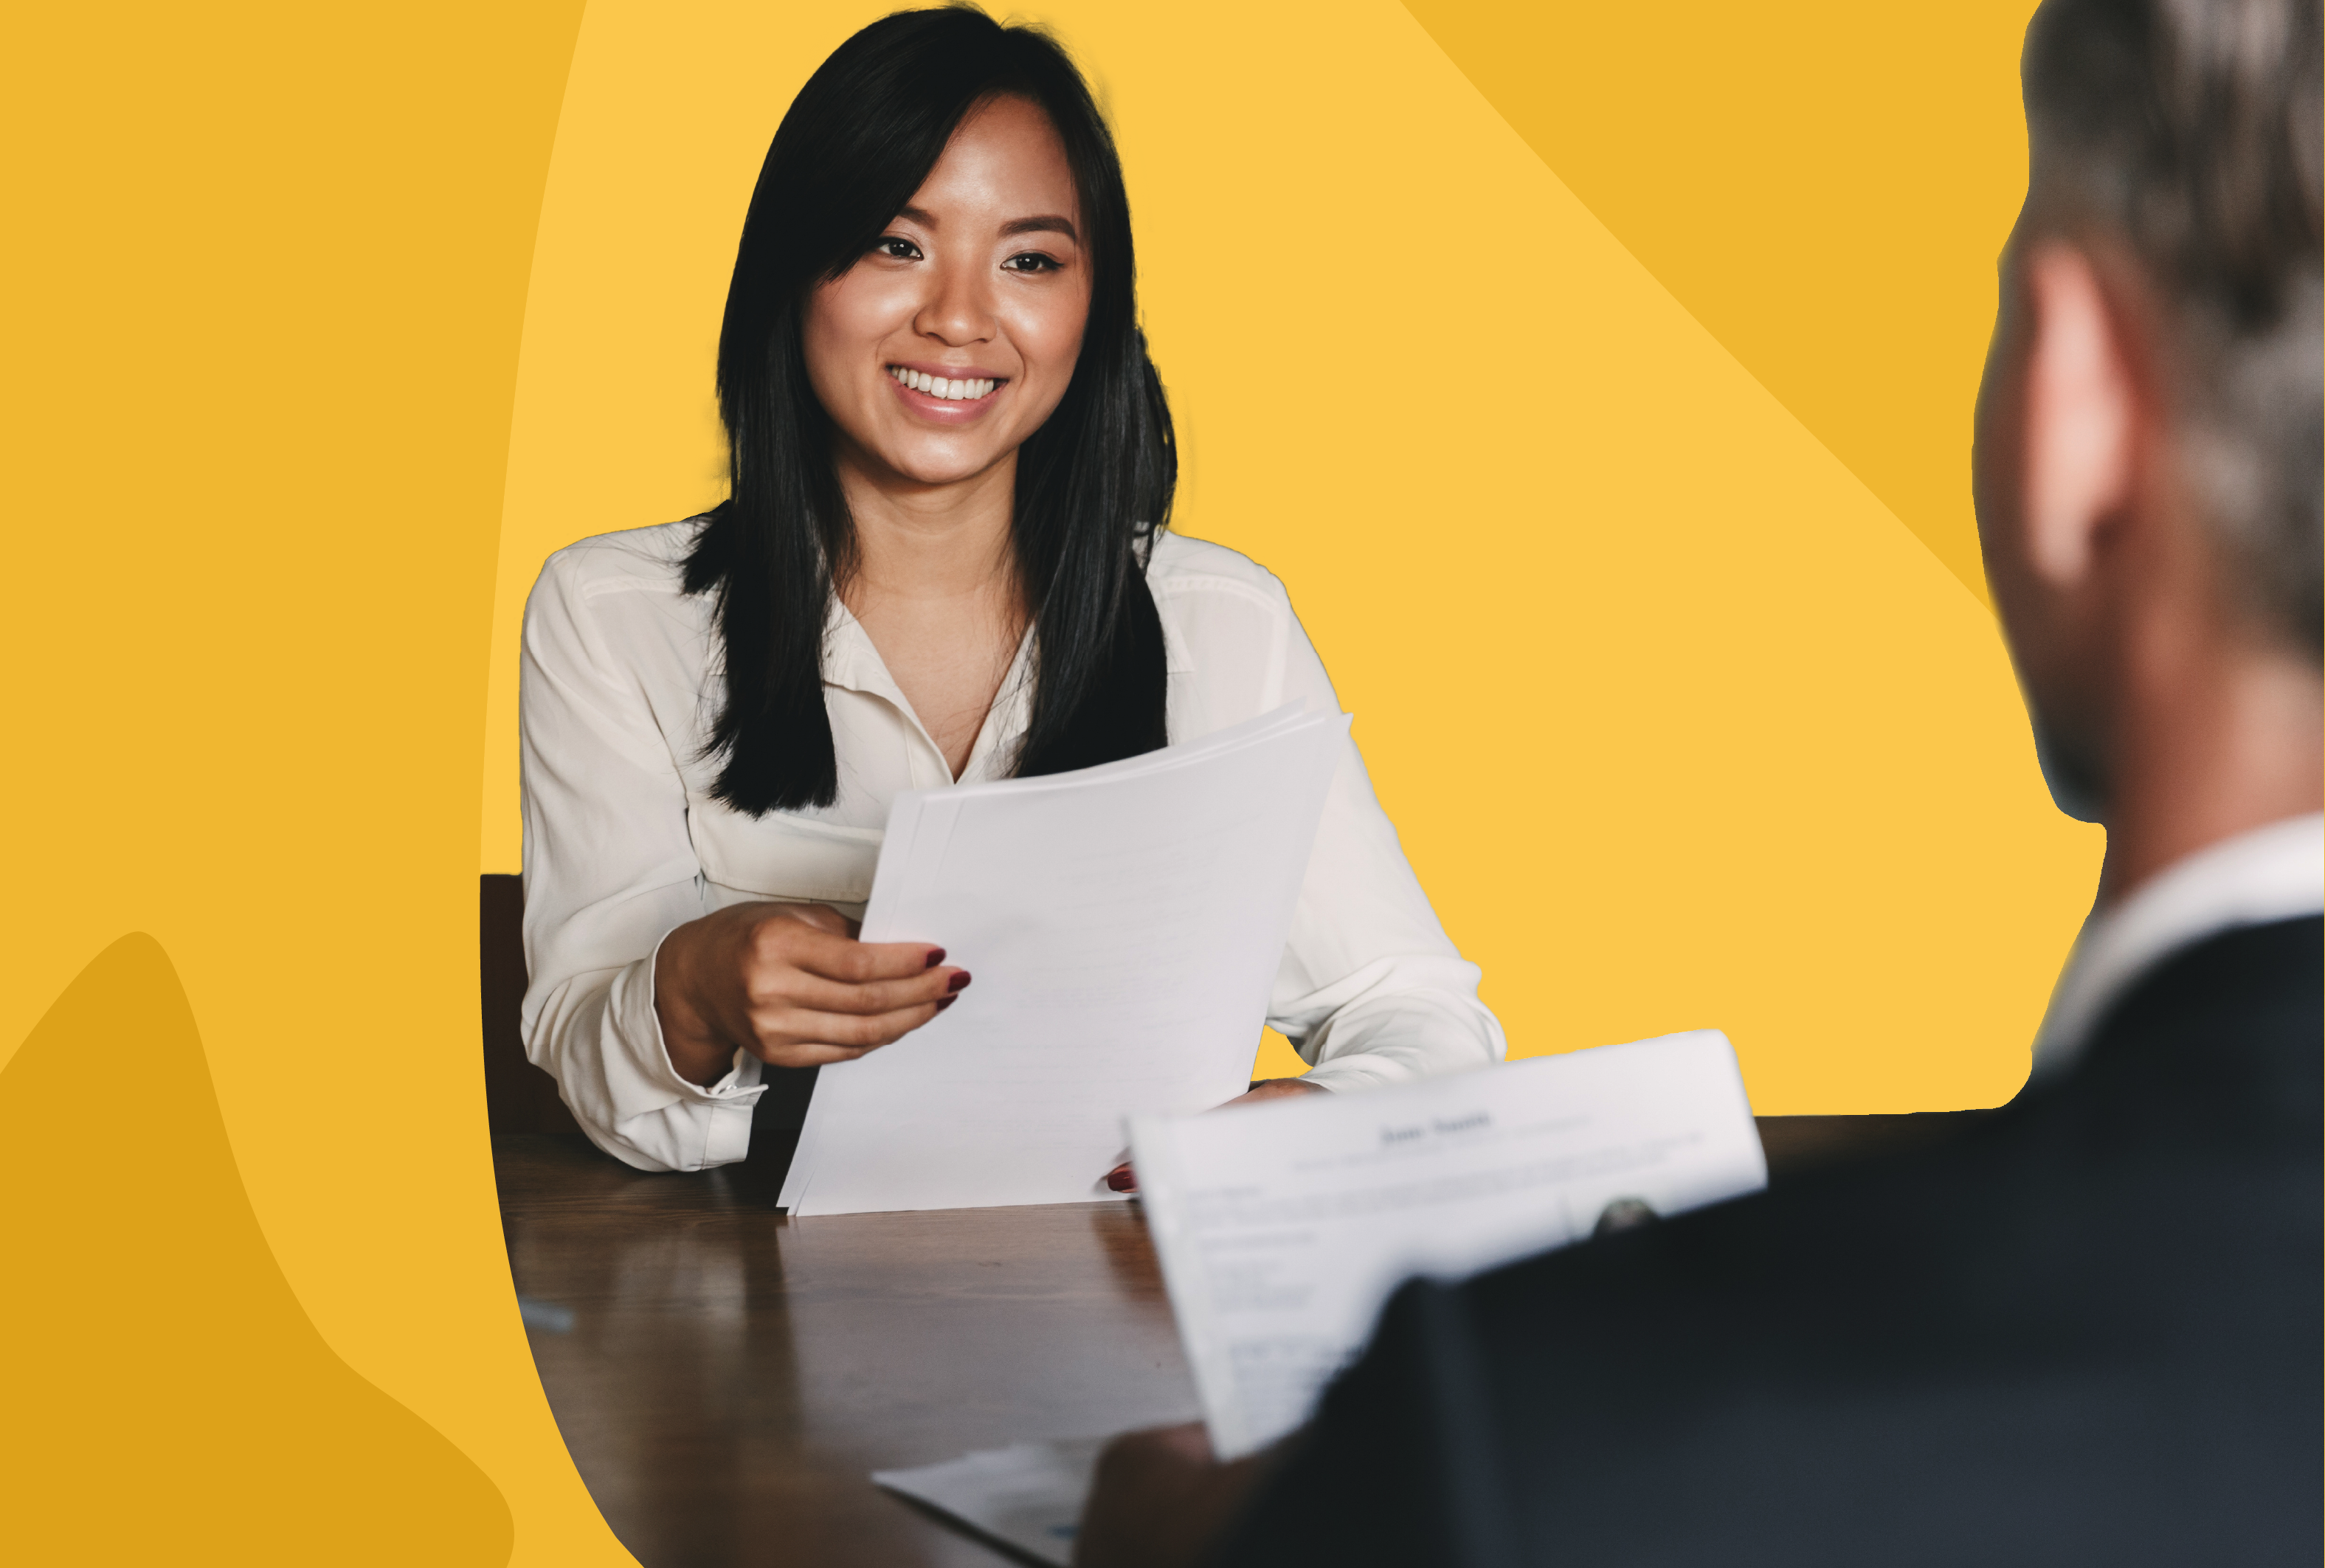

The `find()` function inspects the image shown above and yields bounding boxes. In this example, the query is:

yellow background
[3,0,2090,1561]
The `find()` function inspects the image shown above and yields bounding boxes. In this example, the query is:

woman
[519,7,1504,1175]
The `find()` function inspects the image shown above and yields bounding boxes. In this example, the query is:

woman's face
[804,94,1091,491]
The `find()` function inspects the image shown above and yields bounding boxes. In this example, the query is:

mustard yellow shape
[0,936,514,1564]
[1400,0,2042,603]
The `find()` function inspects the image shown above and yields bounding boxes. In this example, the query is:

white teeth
[889,367,996,401]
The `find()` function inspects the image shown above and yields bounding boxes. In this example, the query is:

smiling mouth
[888,365,1003,402]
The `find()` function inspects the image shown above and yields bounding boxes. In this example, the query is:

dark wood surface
[497,1112,1982,1567]
[497,1132,1198,1567]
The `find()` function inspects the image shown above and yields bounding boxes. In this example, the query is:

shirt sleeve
[1267,608,1507,1092]
[517,550,764,1172]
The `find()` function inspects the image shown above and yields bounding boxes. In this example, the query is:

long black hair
[685,6,1175,815]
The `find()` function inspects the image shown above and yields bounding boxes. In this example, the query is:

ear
[2020,244,2135,587]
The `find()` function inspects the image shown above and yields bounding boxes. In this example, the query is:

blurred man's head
[1974,0,2322,876]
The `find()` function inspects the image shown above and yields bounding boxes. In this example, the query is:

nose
[913,250,995,348]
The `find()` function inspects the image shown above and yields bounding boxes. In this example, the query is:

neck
[2099,630,2324,905]
[832,443,1022,615]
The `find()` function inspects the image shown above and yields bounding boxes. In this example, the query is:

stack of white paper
[778,702,1351,1217]
[1129,1029,1768,1459]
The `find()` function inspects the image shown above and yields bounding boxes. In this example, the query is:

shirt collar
[818,598,896,702]
[819,599,1039,785]
[957,630,1037,784]
[820,582,1192,781]
[2031,812,2325,1079]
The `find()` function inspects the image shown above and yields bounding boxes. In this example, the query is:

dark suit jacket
[1216,916,2322,1567]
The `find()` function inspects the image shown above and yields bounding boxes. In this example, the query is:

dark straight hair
[685,5,1175,815]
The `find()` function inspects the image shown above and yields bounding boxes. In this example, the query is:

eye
[871,235,922,261]
[1001,251,1064,274]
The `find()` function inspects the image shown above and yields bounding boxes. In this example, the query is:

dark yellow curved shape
[0,936,513,1563]
[1400,0,2042,602]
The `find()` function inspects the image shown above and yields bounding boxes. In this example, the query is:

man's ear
[2020,244,2135,587]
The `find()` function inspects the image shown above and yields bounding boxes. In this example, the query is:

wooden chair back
[480,874,584,1138]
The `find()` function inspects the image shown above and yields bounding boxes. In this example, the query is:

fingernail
[947,971,972,993]
[934,995,956,1012]
[1105,1164,1138,1193]
[925,947,946,969]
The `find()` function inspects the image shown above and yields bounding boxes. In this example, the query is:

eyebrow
[1001,215,1079,241]
[894,205,1079,244]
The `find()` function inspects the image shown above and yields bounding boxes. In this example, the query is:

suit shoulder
[2078,913,2323,1131]
[2101,914,2323,1032]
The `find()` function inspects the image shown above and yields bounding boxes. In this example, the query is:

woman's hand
[1103,1077,1324,1193]
[652,900,970,1085]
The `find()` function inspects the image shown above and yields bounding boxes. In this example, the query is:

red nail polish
[934,995,956,1012]
[947,971,972,993]
[925,948,946,969]
[1105,1165,1138,1193]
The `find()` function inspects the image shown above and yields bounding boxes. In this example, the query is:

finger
[762,921,948,984]
[759,998,950,1052]
[751,1038,885,1069]
[1147,1420,1216,1463]
[1094,1421,1215,1478]
[764,902,854,937]
[1105,1162,1138,1193]
[745,1010,950,1068]
[775,964,970,1017]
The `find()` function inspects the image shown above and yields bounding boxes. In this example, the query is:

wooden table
[496,1114,1969,1566]
[497,1133,1198,1566]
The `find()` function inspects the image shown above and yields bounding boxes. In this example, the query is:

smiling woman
[516,6,1507,1176]
[791,89,1114,786]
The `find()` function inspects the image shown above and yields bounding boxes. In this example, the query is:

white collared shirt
[2031,812,2325,1078]
[518,521,1507,1172]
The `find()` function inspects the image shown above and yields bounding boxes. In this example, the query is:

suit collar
[2032,812,2324,1080]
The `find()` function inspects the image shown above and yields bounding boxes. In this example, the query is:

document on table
[873,1439,1101,1567]
[1130,1029,1768,1459]
[778,702,1351,1217]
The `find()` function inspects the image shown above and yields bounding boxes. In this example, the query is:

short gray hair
[2025,0,2323,658]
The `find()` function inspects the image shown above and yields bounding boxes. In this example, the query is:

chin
[2028,702,2109,825]
[879,442,1009,488]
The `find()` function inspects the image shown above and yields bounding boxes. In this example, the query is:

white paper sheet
[779,702,1350,1216]
[1129,1029,1768,1459]
[873,1438,1101,1567]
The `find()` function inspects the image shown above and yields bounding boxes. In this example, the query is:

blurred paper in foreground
[1133,1029,1768,1458]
